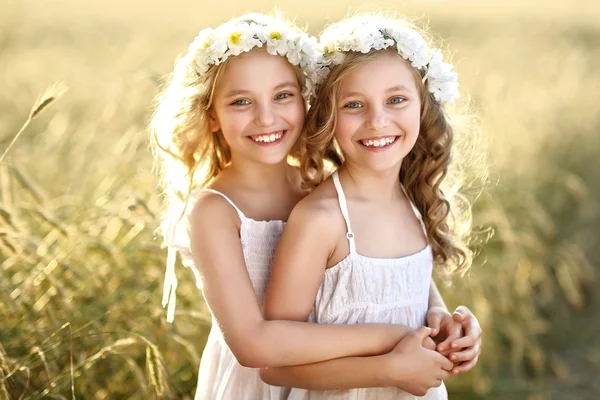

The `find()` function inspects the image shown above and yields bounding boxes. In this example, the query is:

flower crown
[311,17,460,104]
[177,15,320,99]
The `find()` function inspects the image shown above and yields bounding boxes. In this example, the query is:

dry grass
[1,0,599,398]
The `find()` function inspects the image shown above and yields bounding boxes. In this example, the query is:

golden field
[1,0,599,398]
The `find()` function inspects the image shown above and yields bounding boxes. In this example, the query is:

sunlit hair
[301,17,486,276]
[149,13,308,218]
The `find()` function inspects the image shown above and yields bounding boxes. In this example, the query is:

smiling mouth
[249,131,285,144]
[359,136,399,148]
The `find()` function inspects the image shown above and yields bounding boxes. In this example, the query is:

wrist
[380,353,398,387]
[375,325,414,355]
[381,352,408,388]
[396,325,414,340]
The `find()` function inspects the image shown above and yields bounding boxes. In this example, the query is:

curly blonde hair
[149,14,308,218]
[301,24,485,276]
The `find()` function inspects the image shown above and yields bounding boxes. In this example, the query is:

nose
[365,105,389,131]
[254,102,275,128]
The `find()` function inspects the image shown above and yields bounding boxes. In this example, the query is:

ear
[208,109,220,133]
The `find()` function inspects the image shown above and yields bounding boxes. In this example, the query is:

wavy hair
[301,28,486,276]
[149,14,308,219]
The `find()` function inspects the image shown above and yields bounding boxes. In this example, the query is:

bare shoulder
[188,189,240,232]
[288,177,342,232]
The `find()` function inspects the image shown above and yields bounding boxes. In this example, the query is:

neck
[338,161,403,202]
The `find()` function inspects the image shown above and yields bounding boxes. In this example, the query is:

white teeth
[361,137,397,147]
[251,132,283,143]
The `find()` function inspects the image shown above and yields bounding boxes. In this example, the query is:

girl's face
[334,51,421,173]
[209,49,305,166]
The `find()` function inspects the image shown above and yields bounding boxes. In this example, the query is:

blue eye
[389,96,406,104]
[343,102,362,109]
[275,92,293,100]
[232,99,250,106]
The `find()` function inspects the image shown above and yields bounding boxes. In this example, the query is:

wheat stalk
[145,342,168,398]
[0,344,11,400]
[0,82,68,164]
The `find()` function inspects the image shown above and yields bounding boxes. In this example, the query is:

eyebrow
[223,81,299,99]
[339,84,413,100]
[386,84,412,93]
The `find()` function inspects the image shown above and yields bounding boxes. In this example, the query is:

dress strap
[332,171,356,254]
[201,188,247,220]
[400,184,428,236]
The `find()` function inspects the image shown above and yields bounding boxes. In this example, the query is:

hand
[438,305,483,375]
[422,331,437,351]
[426,306,463,356]
[385,326,453,397]
[422,335,437,351]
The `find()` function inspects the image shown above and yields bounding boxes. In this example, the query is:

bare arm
[189,193,410,369]
[260,355,391,390]
[260,327,453,394]
[259,197,453,389]
[428,279,448,311]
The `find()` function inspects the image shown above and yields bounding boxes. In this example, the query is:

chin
[257,152,291,166]
[359,156,403,172]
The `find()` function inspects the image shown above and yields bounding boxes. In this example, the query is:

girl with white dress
[151,13,468,400]
[261,15,482,399]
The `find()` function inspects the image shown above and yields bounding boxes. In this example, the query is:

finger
[449,321,463,339]
[436,337,453,352]
[438,323,463,351]
[423,338,437,351]
[464,319,482,339]
[448,345,479,363]
[436,347,454,358]
[452,310,465,323]
[410,326,433,342]
[449,334,478,350]
[435,353,454,371]
[452,356,479,375]
[454,306,482,338]
[452,306,473,323]
[439,370,451,381]
[426,312,442,337]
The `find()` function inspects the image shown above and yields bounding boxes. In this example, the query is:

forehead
[215,49,299,93]
[338,51,418,95]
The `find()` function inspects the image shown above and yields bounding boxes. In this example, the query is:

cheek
[409,115,421,140]
[401,106,421,139]
[292,104,306,129]
[334,113,359,143]
[287,100,306,131]
[219,109,252,139]
[407,117,420,136]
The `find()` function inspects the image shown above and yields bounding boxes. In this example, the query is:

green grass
[1,0,599,398]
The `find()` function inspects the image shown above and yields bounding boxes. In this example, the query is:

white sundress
[163,187,290,400]
[287,171,448,400]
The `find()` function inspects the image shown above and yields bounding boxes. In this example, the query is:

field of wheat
[1,0,599,398]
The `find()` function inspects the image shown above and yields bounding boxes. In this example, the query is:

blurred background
[1,0,599,398]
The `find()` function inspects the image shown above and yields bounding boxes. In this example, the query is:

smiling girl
[150,14,464,399]
[261,15,483,399]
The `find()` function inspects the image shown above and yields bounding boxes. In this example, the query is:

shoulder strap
[200,188,247,220]
[400,184,428,236]
[332,171,356,254]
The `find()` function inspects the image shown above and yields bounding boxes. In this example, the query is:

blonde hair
[301,18,486,276]
[149,14,308,218]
